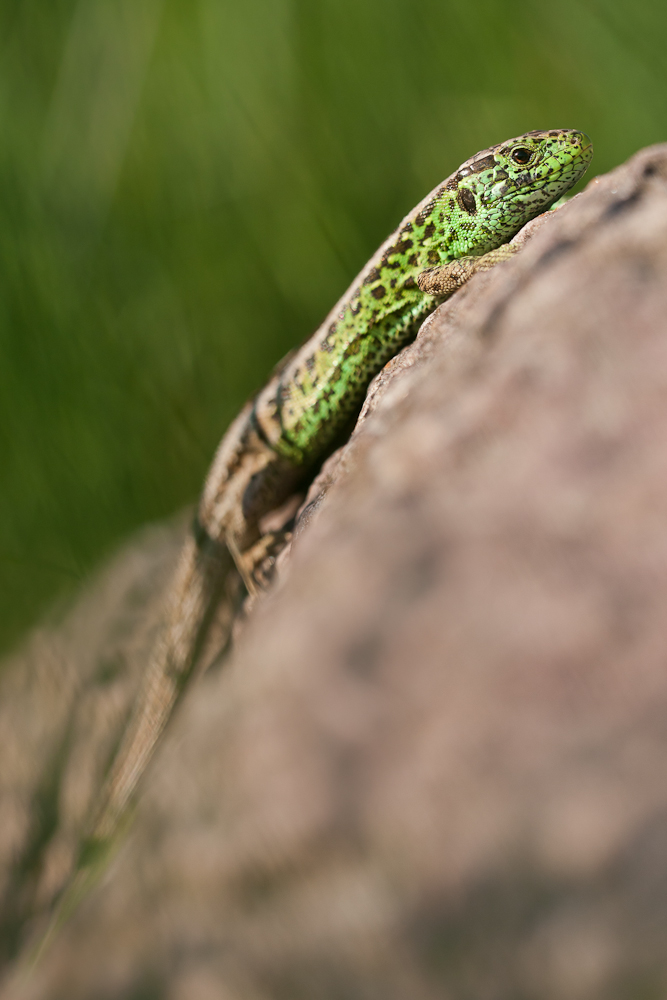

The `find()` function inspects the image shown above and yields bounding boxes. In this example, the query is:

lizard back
[254,129,593,464]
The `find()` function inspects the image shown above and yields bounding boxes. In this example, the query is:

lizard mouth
[529,130,594,185]
[569,131,594,166]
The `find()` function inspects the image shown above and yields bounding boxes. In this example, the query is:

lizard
[34,128,593,954]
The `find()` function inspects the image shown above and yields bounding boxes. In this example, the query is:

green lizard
[36,129,592,953]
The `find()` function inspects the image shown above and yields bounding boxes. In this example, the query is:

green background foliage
[1,0,665,654]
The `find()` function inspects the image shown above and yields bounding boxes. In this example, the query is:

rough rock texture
[4,144,667,998]
[0,518,187,969]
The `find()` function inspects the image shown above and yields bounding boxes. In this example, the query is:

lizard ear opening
[457,187,477,215]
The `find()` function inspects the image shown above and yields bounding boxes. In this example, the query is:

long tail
[26,529,235,968]
[91,530,234,843]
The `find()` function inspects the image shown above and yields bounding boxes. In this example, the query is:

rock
[0,517,187,971]
[4,144,667,998]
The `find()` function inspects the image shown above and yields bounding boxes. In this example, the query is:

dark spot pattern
[469,153,497,173]
[371,285,387,299]
[414,201,435,226]
[320,324,338,352]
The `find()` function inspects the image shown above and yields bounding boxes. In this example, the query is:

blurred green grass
[1,0,666,655]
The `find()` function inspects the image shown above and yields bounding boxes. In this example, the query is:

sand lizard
[39,128,593,948]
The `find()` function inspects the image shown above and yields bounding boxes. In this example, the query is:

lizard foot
[226,529,292,596]
[417,244,518,297]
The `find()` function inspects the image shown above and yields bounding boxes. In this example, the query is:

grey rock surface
[0,517,187,969]
[4,145,667,998]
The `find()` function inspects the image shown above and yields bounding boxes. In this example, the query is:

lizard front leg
[417,244,518,297]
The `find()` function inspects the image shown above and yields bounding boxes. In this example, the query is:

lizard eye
[511,146,533,165]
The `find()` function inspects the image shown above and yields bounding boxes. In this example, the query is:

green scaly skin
[29,130,592,967]
[254,128,593,464]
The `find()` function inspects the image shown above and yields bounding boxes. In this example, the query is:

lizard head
[446,129,593,250]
